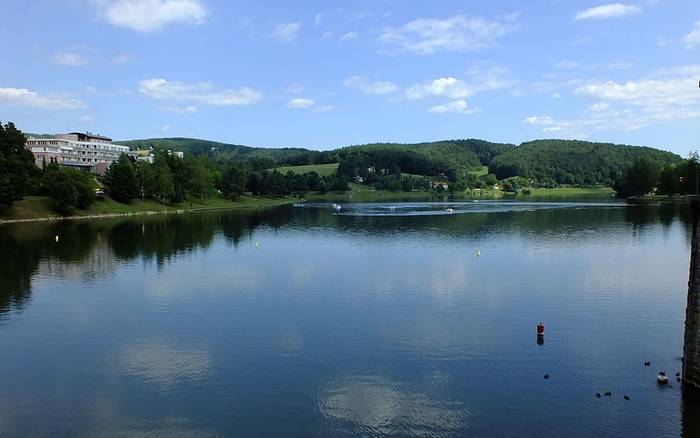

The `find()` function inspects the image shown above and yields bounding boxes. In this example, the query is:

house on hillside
[430,180,449,191]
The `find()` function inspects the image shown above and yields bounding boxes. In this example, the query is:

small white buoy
[55,235,59,242]
[476,249,481,257]
[255,242,260,248]
[657,374,669,385]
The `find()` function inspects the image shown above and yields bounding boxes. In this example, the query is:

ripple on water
[296,201,626,217]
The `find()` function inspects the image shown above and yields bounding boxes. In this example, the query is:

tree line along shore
[1,120,697,222]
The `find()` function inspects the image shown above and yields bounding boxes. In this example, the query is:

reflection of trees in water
[328,204,693,244]
[107,214,220,266]
[0,232,39,314]
[0,221,99,315]
[0,203,692,316]
[0,208,287,315]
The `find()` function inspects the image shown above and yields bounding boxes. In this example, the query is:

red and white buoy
[536,322,545,335]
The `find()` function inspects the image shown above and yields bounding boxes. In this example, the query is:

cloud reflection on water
[317,374,468,436]
[119,339,214,389]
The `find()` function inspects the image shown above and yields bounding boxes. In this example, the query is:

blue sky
[1,0,700,154]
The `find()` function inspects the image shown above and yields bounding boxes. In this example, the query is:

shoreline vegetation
[1,186,620,224]
[2,121,693,224]
[0,195,294,224]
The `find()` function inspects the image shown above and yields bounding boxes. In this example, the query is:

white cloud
[315,105,336,112]
[138,78,262,106]
[379,14,516,54]
[684,21,700,48]
[574,76,699,107]
[160,124,171,132]
[556,59,633,71]
[0,87,86,110]
[343,76,398,95]
[524,116,555,126]
[284,83,304,94]
[271,22,302,42]
[406,68,515,100]
[95,0,208,33]
[286,97,315,109]
[314,13,323,27]
[575,3,641,20]
[555,60,580,69]
[111,53,132,64]
[52,51,86,66]
[427,100,480,114]
[528,65,700,137]
[406,77,472,100]
[79,115,95,123]
[160,105,198,114]
[341,31,359,41]
[405,67,515,115]
[84,85,98,94]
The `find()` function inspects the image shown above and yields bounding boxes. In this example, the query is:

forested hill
[117,137,514,175]
[337,139,514,169]
[489,139,681,187]
[115,136,682,187]
[115,137,337,168]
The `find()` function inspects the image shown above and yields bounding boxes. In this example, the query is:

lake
[0,201,698,437]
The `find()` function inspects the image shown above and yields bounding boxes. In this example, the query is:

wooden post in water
[684,198,700,391]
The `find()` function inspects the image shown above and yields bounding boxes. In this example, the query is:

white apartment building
[25,132,131,175]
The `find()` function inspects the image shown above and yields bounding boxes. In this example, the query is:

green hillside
[489,139,681,187]
[115,137,336,168]
[115,136,682,188]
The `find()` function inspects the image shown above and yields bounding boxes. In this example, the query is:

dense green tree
[104,154,139,203]
[389,163,401,176]
[222,164,247,200]
[613,157,660,198]
[42,165,78,215]
[327,175,350,192]
[183,156,215,199]
[41,165,96,213]
[0,122,37,208]
[306,171,321,191]
[480,173,498,187]
[153,160,176,202]
[657,165,680,195]
[247,171,265,196]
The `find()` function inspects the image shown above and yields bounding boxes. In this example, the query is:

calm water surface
[0,201,698,437]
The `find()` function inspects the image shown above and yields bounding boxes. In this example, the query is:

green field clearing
[271,163,339,176]
[468,166,489,177]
